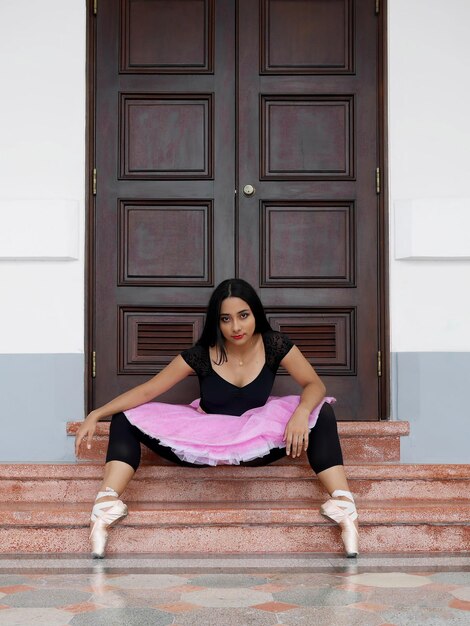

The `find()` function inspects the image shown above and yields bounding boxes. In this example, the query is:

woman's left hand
[283,409,310,458]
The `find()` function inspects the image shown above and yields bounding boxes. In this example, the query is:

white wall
[389,0,470,352]
[0,0,86,354]
[1,1,469,395]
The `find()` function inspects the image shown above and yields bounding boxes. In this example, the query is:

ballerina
[75,278,359,558]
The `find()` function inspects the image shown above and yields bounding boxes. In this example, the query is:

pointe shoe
[90,487,128,559]
[320,489,359,558]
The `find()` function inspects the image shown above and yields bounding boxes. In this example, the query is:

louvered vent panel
[279,324,337,359]
[137,323,194,356]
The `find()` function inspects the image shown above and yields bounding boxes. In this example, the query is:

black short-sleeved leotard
[181,331,294,416]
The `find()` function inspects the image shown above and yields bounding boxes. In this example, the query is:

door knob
[243,184,256,196]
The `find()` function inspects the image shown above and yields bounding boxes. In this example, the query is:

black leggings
[106,402,344,474]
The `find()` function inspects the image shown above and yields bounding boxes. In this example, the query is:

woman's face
[219,297,256,346]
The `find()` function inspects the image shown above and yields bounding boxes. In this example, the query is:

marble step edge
[74,442,401,464]
[3,479,470,503]
[66,420,410,437]
[1,500,469,526]
[1,462,470,480]
[1,525,468,555]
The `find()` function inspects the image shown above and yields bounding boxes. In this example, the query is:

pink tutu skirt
[124,395,336,466]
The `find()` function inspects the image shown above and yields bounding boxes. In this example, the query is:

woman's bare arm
[75,355,193,453]
[91,355,193,420]
[280,345,327,457]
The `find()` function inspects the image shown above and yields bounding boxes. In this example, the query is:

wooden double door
[90,0,387,420]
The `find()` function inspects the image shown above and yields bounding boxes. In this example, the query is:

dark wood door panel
[119,93,214,179]
[118,200,214,286]
[260,200,356,287]
[237,0,379,418]
[120,0,214,74]
[260,0,354,75]
[94,0,235,407]
[260,95,355,179]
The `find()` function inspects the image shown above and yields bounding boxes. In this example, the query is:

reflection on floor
[0,553,470,625]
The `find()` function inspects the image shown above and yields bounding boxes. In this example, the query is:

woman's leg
[306,403,359,557]
[95,412,141,504]
[100,411,213,496]
[306,402,348,489]
[91,412,210,558]
[100,411,211,495]
[89,413,141,557]
[239,403,358,556]
[239,402,345,472]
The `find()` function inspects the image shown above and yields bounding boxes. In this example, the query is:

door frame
[377,0,389,419]
[84,0,390,418]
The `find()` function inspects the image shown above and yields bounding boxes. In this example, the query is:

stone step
[66,420,410,463]
[0,499,469,554]
[1,463,470,503]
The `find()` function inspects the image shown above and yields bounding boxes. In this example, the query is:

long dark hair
[197,278,272,364]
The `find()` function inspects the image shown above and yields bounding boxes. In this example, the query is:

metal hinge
[92,168,97,195]
[375,0,379,15]
[377,350,382,377]
[93,0,97,16]
[376,167,380,194]
[92,351,96,378]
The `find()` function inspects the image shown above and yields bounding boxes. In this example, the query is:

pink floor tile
[336,582,375,592]
[252,583,289,592]
[62,602,103,613]
[252,600,299,612]
[0,584,34,594]
[449,597,470,611]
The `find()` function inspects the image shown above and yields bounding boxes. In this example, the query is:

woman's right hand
[75,410,100,456]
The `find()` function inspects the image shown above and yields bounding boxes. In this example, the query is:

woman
[75,279,359,558]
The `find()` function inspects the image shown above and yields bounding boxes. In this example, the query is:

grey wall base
[1,352,469,463]
[0,354,83,462]
[393,352,470,463]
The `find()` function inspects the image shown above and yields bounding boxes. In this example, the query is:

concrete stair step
[2,499,470,526]
[1,454,469,554]
[2,463,470,503]
[67,420,410,463]
[0,499,469,554]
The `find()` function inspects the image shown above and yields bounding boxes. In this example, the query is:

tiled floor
[0,554,470,625]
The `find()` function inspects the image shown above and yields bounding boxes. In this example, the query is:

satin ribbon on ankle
[89,488,128,558]
[320,489,359,557]
[91,487,120,523]
[323,490,358,523]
